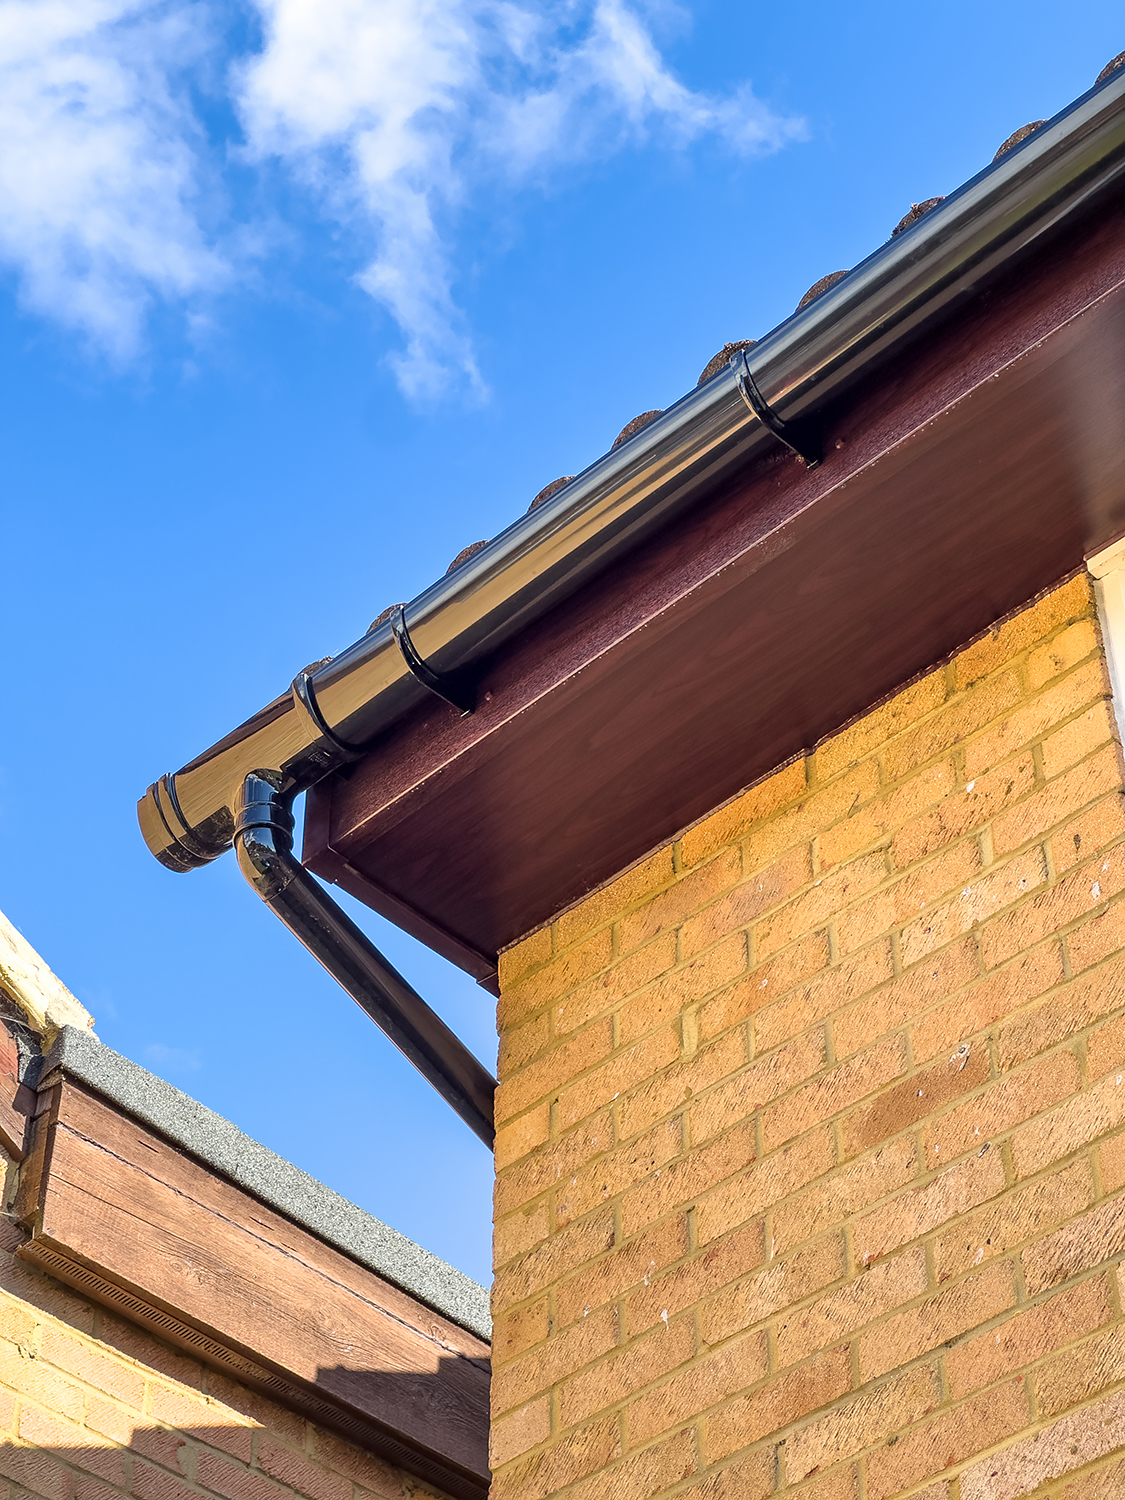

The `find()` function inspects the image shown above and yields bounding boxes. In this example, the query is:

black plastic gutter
[139,66,1125,1141]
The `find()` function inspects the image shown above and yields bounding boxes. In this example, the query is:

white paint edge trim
[0,908,95,1040]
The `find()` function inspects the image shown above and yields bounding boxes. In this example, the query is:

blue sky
[1,0,1120,1288]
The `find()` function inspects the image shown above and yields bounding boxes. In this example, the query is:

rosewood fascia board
[37,1026,490,1341]
[306,198,1125,963]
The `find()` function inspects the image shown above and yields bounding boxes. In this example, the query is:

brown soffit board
[303,199,1125,985]
[15,1081,491,1500]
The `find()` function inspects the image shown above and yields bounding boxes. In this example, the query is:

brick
[619,936,747,1045]
[0,1443,71,1500]
[740,763,882,877]
[900,846,1047,968]
[124,1425,188,1474]
[1099,1122,1125,1191]
[499,923,553,989]
[755,854,888,963]
[559,1025,682,1134]
[911,941,1063,1062]
[1041,698,1117,780]
[890,755,1034,869]
[96,1313,203,1392]
[1068,892,1125,976]
[786,1472,862,1500]
[133,1467,198,1500]
[1024,1189,1125,1294]
[762,1035,907,1153]
[815,673,947,781]
[834,938,977,1061]
[554,848,674,953]
[492,1414,619,1500]
[963,658,1107,781]
[257,1438,351,1500]
[921,1049,1081,1168]
[494,1305,618,1413]
[867,1378,1028,1500]
[859,1259,1017,1380]
[489,1396,551,1466]
[681,845,813,961]
[555,1216,689,1327]
[1036,1322,1125,1416]
[496,1108,613,1219]
[499,927,614,1030]
[626,1221,766,1337]
[785,1364,940,1482]
[199,1374,302,1448]
[555,1117,682,1229]
[775,1246,927,1366]
[699,1233,845,1346]
[959,1386,1125,1500]
[626,1332,769,1446]
[196,1454,284,1500]
[493,1210,617,1313]
[771,1136,917,1257]
[700,931,831,1043]
[494,1101,551,1170]
[933,1157,1093,1281]
[703,1347,852,1463]
[983,842,1125,969]
[617,1028,745,1140]
[1061,1452,1125,1500]
[499,1011,550,1074]
[665,1450,774,1500]
[1052,792,1125,877]
[992,742,1119,855]
[947,1273,1112,1397]
[41,1332,148,1410]
[853,1147,1005,1264]
[997,948,1125,1068]
[696,1127,836,1246]
[558,1313,696,1429]
[306,1429,403,1496]
[680,758,808,868]
[20,1403,128,1486]
[559,935,677,1037]
[884,672,1025,782]
[690,1030,826,1145]
[495,1018,614,1125]
[1011,1067,1125,1177]
[0,1337,84,1422]
[953,576,1091,688]
[840,1040,990,1158]
[821,761,955,872]
[494,1197,550,1266]
[561,1430,696,1500]
[618,851,743,960]
[754,941,895,1056]
[620,1121,756,1237]
[838,840,985,960]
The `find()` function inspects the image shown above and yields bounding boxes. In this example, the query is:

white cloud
[0,0,803,384]
[236,0,805,398]
[0,0,224,357]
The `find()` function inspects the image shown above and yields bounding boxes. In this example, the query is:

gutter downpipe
[234,774,496,1146]
[140,70,1125,1142]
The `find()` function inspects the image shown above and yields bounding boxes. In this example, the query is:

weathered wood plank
[17,1082,490,1498]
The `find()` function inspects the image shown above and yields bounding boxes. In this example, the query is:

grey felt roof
[39,1025,491,1342]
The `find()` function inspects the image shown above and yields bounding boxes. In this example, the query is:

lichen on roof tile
[697,340,756,386]
[612,410,664,449]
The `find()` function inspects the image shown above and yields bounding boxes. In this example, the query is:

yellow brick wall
[491,570,1125,1500]
[0,1221,440,1500]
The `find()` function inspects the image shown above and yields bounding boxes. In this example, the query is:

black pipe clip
[734,351,822,469]
[391,606,476,717]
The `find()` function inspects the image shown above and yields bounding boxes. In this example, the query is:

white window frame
[1088,537,1125,741]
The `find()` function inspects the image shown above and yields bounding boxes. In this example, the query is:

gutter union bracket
[391,606,476,717]
[735,352,822,469]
